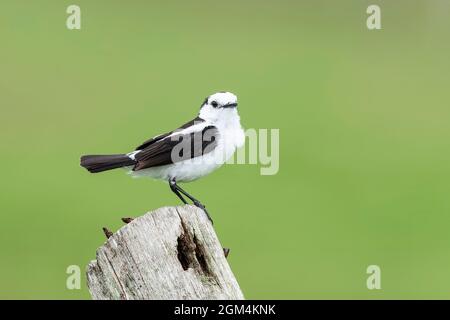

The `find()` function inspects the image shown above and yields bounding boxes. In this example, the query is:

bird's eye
[211,101,218,108]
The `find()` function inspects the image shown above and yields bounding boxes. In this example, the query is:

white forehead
[208,92,237,104]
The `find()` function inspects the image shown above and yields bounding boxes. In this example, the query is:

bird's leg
[169,179,213,224]
[169,179,188,204]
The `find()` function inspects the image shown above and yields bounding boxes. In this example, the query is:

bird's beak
[222,103,238,109]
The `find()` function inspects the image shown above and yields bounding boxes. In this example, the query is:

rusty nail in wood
[103,227,113,239]
[121,217,134,224]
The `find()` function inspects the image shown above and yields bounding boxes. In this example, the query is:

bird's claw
[193,200,204,209]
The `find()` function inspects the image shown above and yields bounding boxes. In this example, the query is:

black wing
[133,125,219,171]
[135,116,204,150]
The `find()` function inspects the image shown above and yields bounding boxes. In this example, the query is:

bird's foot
[223,248,230,258]
[193,200,213,224]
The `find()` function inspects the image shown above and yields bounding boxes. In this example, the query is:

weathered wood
[86,205,244,300]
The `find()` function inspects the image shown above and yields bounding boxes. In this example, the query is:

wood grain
[86,205,244,300]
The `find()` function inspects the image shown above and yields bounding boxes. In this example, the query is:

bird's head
[199,92,239,122]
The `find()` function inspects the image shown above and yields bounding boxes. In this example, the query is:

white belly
[131,156,222,182]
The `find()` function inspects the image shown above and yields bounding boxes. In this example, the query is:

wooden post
[86,205,244,300]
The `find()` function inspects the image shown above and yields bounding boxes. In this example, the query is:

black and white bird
[80,92,245,222]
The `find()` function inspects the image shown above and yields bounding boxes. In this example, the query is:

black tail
[80,154,136,173]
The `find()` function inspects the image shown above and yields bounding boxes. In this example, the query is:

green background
[1,0,450,299]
